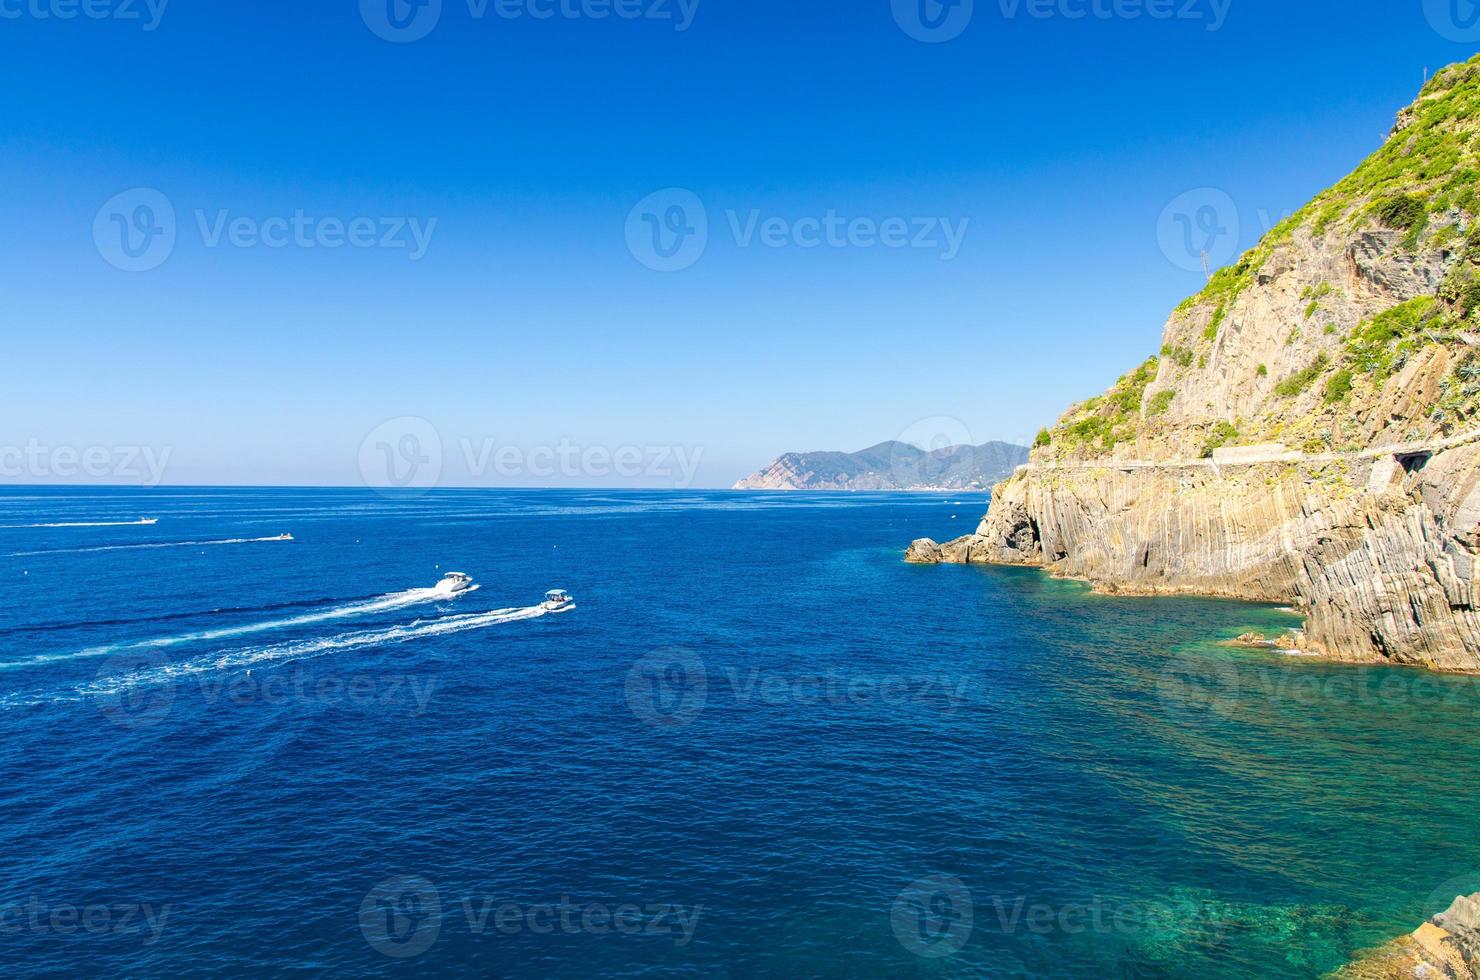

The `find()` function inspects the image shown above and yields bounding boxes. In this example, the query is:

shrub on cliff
[1372,194,1428,232]
[1324,369,1354,405]
[1200,421,1239,458]
[1275,354,1331,397]
[1346,297,1440,375]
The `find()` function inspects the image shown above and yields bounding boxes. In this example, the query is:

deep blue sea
[3,487,1479,977]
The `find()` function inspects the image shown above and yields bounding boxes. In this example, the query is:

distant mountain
[733,441,1029,491]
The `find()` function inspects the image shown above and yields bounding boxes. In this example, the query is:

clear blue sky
[1,0,1474,487]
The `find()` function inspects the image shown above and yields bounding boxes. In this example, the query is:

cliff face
[911,58,1480,673]
[951,446,1480,671]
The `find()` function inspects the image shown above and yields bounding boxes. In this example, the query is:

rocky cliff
[735,440,1027,491]
[1339,893,1480,979]
[909,57,1480,673]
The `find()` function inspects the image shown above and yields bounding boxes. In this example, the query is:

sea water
[2,487,1478,977]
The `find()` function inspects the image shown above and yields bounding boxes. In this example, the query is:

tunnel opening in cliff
[1397,451,1433,475]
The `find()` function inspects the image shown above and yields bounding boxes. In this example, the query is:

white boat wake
[0,583,480,671]
[9,603,553,706]
[7,534,291,558]
[194,603,549,677]
[0,518,158,529]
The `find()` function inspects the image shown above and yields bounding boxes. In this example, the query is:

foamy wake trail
[1,586,479,670]
[0,518,158,529]
[40,604,551,704]
[7,535,290,558]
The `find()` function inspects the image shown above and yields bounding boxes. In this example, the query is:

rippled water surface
[3,487,1479,977]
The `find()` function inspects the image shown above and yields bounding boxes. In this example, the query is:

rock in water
[1339,892,1480,978]
[904,538,943,564]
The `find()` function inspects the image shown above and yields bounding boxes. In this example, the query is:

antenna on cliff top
[1200,250,1212,281]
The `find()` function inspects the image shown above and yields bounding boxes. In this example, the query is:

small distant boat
[542,589,574,612]
[435,572,477,596]
[268,533,293,542]
[139,518,158,525]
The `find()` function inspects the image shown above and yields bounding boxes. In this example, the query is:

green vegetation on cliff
[1034,55,1480,463]
[1177,55,1480,316]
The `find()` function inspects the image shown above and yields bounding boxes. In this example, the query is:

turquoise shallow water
[1,487,1478,977]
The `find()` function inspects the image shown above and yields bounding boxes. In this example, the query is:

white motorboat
[542,589,574,612]
[435,572,477,596]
